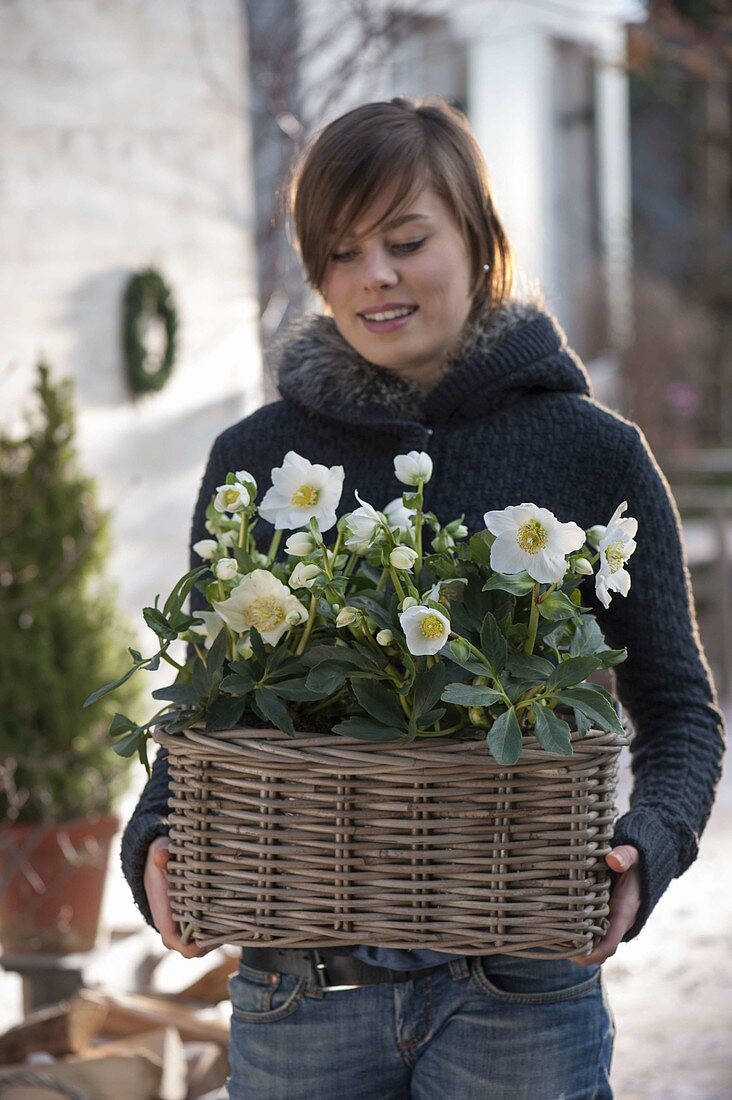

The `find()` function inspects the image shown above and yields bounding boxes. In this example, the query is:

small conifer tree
[0,363,142,822]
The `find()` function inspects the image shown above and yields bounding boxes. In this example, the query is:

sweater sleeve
[119,435,231,929]
[597,426,726,941]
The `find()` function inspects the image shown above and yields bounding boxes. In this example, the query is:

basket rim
[153,720,629,767]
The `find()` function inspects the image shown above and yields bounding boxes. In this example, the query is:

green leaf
[249,627,267,666]
[267,678,321,702]
[332,718,406,742]
[443,641,490,678]
[555,686,625,735]
[253,687,294,735]
[205,696,248,732]
[418,707,447,727]
[441,683,503,707]
[206,627,229,676]
[351,679,405,728]
[163,565,209,619]
[480,612,507,674]
[532,704,573,755]
[305,661,352,695]
[537,590,582,622]
[112,729,146,758]
[413,663,447,717]
[486,708,522,766]
[468,531,493,566]
[301,645,376,671]
[569,616,607,657]
[220,665,255,696]
[83,662,144,707]
[109,713,137,736]
[505,653,554,681]
[152,683,201,705]
[192,656,211,696]
[143,606,178,642]
[597,647,628,668]
[482,572,534,596]
[546,656,603,691]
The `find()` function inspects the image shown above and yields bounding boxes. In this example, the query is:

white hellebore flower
[259,451,344,532]
[214,482,251,513]
[344,492,384,553]
[215,557,238,582]
[192,539,218,560]
[235,469,257,495]
[212,568,307,645]
[189,610,226,650]
[289,562,321,590]
[383,497,414,534]
[483,504,585,585]
[285,531,317,557]
[595,501,638,609]
[399,605,451,656]
[390,545,419,571]
[394,451,433,486]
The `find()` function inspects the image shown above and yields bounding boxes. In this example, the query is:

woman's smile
[357,303,419,333]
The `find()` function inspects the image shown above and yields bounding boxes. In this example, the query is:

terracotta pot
[0,814,119,954]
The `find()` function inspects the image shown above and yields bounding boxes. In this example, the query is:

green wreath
[122,268,178,395]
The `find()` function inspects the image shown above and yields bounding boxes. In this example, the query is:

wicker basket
[154,723,629,959]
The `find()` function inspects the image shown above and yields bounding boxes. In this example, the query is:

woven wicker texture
[154,725,628,959]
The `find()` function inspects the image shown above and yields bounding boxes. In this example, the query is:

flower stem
[524,582,540,655]
[239,513,249,550]
[266,529,282,564]
[414,482,424,585]
[389,567,407,603]
[161,650,185,673]
[296,594,318,656]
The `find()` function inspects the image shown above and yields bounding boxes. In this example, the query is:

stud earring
[483,263,491,272]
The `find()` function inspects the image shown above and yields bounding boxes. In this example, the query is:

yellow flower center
[517,519,548,554]
[420,614,445,639]
[604,542,626,574]
[291,483,319,507]
[223,487,240,506]
[246,598,286,633]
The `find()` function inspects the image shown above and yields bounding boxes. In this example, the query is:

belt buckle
[309,949,361,992]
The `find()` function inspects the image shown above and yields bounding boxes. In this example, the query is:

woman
[122,97,725,1099]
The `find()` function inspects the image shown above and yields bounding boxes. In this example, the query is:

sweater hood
[274,286,592,428]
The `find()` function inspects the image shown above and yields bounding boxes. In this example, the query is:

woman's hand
[570,845,642,966]
[144,836,206,958]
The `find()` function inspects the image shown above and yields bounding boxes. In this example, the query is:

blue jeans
[227,953,616,1099]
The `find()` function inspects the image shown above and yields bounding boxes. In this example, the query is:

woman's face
[320,186,474,391]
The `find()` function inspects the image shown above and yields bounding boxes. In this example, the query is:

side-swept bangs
[289,96,515,318]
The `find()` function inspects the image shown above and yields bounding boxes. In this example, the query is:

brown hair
[288,96,515,319]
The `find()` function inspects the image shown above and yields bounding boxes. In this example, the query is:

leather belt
[241,946,442,990]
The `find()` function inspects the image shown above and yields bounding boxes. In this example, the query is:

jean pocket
[471,955,601,1005]
[228,962,308,1023]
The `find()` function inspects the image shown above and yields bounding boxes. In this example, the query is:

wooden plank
[87,1026,187,1100]
[0,996,108,1064]
[0,1051,161,1100]
[78,990,229,1045]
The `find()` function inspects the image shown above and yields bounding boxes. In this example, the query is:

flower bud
[468,706,489,727]
[586,524,606,548]
[237,639,254,660]
[220,528,239,548]
[394,451,433,486]
[336,607,359,628]
[450,637,471,663]
[453,524,468,539]
[289,562,321,589]
[573,557,594,576]
[431,531,455,552]
[376,629,393,646]
[286,608,306,625]
[401,596,419,611]
[193,538,218,560]
[285,531,316,557]
[390,545,419,571]
[215,557,238,581]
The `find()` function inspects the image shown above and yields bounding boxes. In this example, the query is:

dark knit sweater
[120,294,726,968]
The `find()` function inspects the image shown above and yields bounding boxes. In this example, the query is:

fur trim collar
[274,282,590,425]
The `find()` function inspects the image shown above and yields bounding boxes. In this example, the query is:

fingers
[570,848,642,966]
[145,841,205,958]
